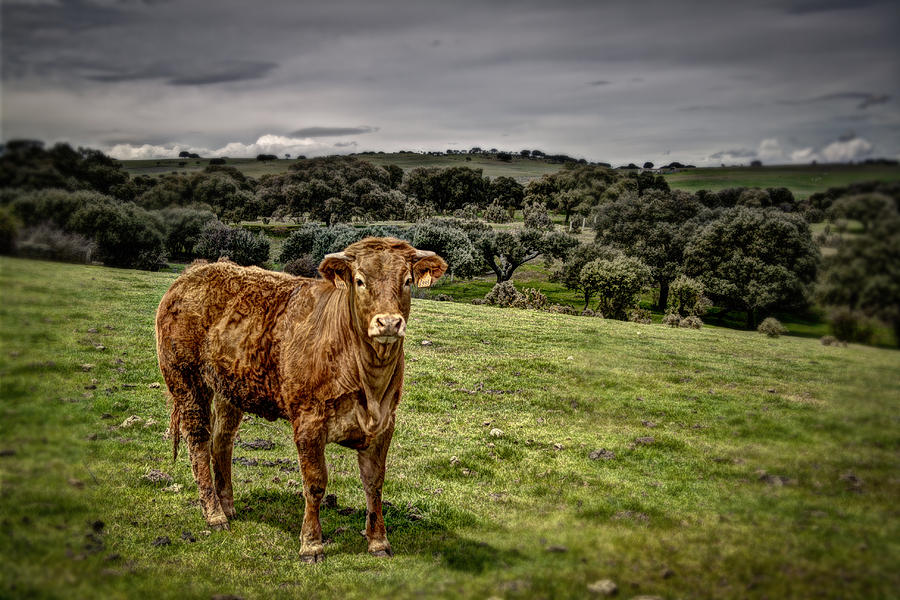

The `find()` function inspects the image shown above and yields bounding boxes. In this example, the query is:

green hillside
[2,256,898,599]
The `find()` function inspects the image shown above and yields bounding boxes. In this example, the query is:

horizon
[2,0,898,166]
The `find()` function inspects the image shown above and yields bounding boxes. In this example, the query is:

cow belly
[203,364,287,422]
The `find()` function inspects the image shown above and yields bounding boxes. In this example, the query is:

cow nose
[369,313,406,340]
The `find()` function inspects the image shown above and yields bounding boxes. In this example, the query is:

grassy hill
[119,153,900,199]
[2,256,898,599]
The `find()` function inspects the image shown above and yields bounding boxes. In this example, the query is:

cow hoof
[210,521,230,531]
[299,552,325,564]
[370,549,394,558]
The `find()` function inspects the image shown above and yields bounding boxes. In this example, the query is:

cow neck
[347,289,404,437]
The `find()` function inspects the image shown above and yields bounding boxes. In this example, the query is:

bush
[581,308,601,317]
[820,335,843,347]
[581,254,652,320]
[193,222,270,266]
[662,312,681,327]
[157,207,218,261]
[471,298,487,306]
[667,275,711,317]
[680,315,703,329]
[283,255,319,277]
[68,199,167,270]
[548,304,577,315]
[757,317,787,338]
[483,202,508,223]
[485,281,525,308]
[628,308,652,324]
[0,206,20,254]
[16,224,96,263]
[279,224,321,264]
[519,287,549,310]
[432,294,454,302]
[452,203,480,221]
[828,306,875,344]
[523,202,554,231]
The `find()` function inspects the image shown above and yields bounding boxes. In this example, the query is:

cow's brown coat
[155,237,446,562]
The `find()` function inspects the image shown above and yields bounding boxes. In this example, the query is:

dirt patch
[239,439,275,450]
[589,449,615,460]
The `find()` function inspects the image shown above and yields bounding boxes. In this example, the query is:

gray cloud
[289,126,379,138]
[2,0,899,164]
[778,92,891,110]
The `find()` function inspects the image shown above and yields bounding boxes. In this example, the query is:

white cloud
[820,136,873,162]
[757,138,784,162]
[786,136,874,164]
[106,134,343,159]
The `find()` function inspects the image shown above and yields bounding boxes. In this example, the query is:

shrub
[680,315,703,329]
[667,275,711,317]
[523,202,554,231]
[662,312,681,327]
[283,255,319,277]
[16,224,96,263]
[471,298,488,306]
[156,207,218,261]
[483,202,508,223]
[581,308,601,317]
[519,287,549,311]
[279,223,322,264]
[68,199,167,270]
[548,304,577,315]
[193,222,270,266]
[432,294,454,302]
[452,203,480,221]
[820,335,843,347]
[485,281,525,308]
[757,317,787,338]
[828,306,875,344]
[629,308,652,324]
[0,206,20,254]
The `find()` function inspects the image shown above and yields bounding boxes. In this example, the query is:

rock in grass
[119,415,142,428]
[587,579,618,595]
[142,469,173,484]
[589,449,615,460]
[489,428,503,438]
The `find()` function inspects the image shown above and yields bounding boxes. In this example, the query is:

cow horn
[323,251,349,261]
[413,249,436,260]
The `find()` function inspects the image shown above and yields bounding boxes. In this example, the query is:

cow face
[319,238,447,349]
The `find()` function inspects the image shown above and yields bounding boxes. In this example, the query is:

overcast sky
[2,0,898,165]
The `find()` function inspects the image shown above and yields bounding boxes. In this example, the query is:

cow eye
[404,276,412,287]
[356,278,365,288]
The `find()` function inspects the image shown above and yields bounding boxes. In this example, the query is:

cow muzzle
[368,313,406,344]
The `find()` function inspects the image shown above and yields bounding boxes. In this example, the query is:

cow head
[319,238,447,350]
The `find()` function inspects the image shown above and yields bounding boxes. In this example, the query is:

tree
[473,228,577,283]
[520,150,531,158]
[179,151,192,158]
[551,243,618,309]
[592,189,709,311]
[411,219,482,279]
[643,162,654,169]
[581,254,652,319]
[256,154,278,161]
[683,207,820,328]
[489,176,524,210]
[68,198,167,270]
[817,208,900,343]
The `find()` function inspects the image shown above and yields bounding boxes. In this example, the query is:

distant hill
[118,153,900,199]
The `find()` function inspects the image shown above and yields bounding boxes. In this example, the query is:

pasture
[1,257,898,599]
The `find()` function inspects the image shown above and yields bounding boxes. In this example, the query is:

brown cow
[155,237,446,563]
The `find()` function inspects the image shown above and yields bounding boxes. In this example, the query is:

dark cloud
[778,92,891,110]
[710,148,756,159]
[1,0,898,163]
[289,126,379,138]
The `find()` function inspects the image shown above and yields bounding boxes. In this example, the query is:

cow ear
[319,252,351,289]
[412,253,447,288]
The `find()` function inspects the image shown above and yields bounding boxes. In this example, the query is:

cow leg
[211,397,242,519]
[293,423,328,563]
[357,422,394,557]
[180,385,229,531]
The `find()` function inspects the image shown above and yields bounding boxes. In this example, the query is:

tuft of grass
[1,256,899,599]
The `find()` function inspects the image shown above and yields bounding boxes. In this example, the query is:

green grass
[2,256,899,599]
[662,164,900,200]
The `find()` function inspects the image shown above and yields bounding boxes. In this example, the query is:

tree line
[0,139,896,343]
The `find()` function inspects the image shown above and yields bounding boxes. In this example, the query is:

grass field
[2,256,898,599]
[662,164,900,199]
